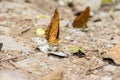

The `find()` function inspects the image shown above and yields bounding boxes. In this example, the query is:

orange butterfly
[45,9,59,45]
[72,7,90,28]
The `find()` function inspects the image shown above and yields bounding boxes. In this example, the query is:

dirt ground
[0,0,120,80]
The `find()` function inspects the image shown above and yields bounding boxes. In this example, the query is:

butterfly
[72,7,90,28]
[45,9,59,45]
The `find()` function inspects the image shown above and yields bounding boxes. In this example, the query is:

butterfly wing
[45,9,59,45]
[72,7,90,28]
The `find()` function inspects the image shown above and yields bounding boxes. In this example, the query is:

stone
[0,35,31,53]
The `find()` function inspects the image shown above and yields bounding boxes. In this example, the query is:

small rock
[58,0,65,6]
[101,76,112,80]
[48,52,68,58]
[0,35,31,52]
[104,65,116,71]
[65,36,71,40]
[37,44,50,53]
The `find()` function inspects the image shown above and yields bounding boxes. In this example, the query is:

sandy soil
[0,0,120,80]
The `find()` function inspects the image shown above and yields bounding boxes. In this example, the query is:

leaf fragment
[103,44,120,65]
[35,28,45,36]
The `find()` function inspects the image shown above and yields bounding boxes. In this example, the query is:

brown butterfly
[72,7,90,28]
[45,9,59,45]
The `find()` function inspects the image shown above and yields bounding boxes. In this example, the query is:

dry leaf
[42,69,64,80]
[103,44,120,65]
[72,7,90,28]
[45,9,59,45]
[67,45,80,54]
[67,45,87,55]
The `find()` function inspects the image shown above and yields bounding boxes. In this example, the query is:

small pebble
[101,76,112,80]
[65,36,71,40]
[58,0,65,6]
[104,65,116,71]
[37,44,50,53]
[48,52,68,58]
